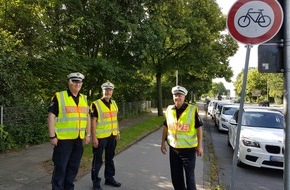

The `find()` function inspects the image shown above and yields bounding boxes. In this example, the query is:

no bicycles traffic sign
[227,0,283,44]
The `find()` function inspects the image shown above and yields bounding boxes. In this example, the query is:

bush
[0,105,48,152]
[0,125,15,152]
[0,101,152,152]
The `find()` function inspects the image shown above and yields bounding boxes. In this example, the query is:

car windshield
[223,107,238,115]
[242,112,284,129]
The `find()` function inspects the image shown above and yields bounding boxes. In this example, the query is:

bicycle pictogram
[238,8,271,28]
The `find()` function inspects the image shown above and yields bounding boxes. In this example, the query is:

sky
[214,0,258,97]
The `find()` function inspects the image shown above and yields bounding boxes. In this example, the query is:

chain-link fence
[0,101,152,152]
[0,105,45,127]
[117,101,151,119]
[0,101,152,127]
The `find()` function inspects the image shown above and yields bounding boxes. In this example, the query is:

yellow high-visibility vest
[55,91,88,140]
[92,99,119,138]
[165,104,198,148]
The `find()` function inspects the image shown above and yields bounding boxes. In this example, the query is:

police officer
[161,85,203,190]
[48,72,91,190]
[90,81,121,190]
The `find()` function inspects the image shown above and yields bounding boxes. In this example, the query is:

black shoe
[93,177,102,190]
[105,179,121,187]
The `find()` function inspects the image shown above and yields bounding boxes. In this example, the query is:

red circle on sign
[227,0,283,44]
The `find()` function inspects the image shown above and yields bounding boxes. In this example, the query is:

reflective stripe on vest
[166,104,198,148]
[93,99,118,138]
[55,91,88,140]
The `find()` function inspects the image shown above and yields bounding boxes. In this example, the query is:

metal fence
[0,101,152,126]
[117,101,152,119]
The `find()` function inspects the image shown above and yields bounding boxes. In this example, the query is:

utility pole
[267,80,269,102]
[284,0,290,189]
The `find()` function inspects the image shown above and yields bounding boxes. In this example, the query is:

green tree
[234,68,261,102]
[209,82,227,98]
[234,68,283,103]
[0,0,238,109]
[39,0,151,102]
[267,73,283,104]
[0,29,36,106]
[131,0,238,115]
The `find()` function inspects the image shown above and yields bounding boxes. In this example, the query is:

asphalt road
[205,114,283,190]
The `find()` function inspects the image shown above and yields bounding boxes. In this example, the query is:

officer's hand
[92,137,99,148]
[50,138,58,147]
[83,136,90,145]
[161,143,167,154]
[196,145,203,157]
[116,133,120,141]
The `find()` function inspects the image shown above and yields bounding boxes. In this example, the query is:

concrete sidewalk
[0,109,208,190]
[0,142,52,190]
[75,128,205,190]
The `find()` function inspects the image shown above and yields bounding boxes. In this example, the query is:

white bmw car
[218,105,238,131]
[228,108,284,170]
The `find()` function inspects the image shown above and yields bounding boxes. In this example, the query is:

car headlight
[221,117,228,122]
[242,139,260,148]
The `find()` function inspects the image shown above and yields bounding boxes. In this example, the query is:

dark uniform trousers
[91,134,117,187]
[169,146,197,190]
[51,138,83,190]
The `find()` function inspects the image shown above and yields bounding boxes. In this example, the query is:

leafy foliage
[0,29,36,106]
[128,0,238,114]
[234,68,283,103]
[0,125,14,152]
[0,105,48,152]
[209,82,227,98]
[0,0,238,149]
[1,0,238,107]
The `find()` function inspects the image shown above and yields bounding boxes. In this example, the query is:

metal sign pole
[284,0,290,189]
[230,44,252,190]
[175,70,178,86]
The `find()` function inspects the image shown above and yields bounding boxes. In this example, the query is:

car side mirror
[216,110,220,115]
[229,119,237,125]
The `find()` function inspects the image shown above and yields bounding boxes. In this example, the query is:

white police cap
[101,81,115,90]
[67,72,84,82]
[171,85,188,96]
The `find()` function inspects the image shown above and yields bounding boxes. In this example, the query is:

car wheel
[218,124,223,133]
[227,135,231,147]
[237,157,245,167]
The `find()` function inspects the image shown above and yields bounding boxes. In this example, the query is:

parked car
[227,108,284,170]
[217,105,239,132]
[213,101,231,126]
[231,98,240,103]
[207,100,218,118]
[259,101,270,107]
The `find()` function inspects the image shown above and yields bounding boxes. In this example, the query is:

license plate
[270,156,283,162]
